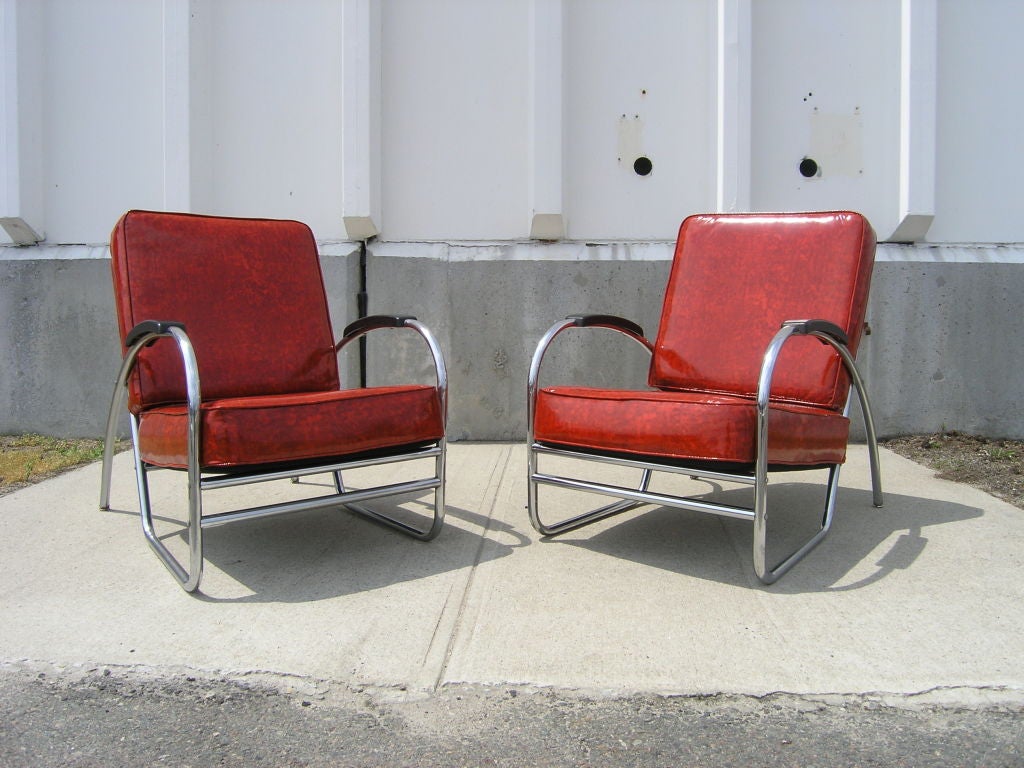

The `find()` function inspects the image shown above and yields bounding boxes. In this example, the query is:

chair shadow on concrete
[551,481,982,593]
[102,488,529,603]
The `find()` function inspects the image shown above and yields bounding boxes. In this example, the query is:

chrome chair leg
[129,414,204,592]
[753,464,841,585]
[341,439,446,541]
[528,450,652,536]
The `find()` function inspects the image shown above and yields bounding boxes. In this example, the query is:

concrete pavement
[1,442,1022,705]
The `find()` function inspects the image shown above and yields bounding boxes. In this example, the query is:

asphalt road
[2,666,1021,767]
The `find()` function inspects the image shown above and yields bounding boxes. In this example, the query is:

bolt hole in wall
[799,157,819,178]
[633,156,653,176]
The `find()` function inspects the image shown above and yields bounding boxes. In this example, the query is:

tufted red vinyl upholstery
[110,210,444,469]
[534,212,875,467]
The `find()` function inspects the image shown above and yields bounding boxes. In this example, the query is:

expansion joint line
[428,443,516,692]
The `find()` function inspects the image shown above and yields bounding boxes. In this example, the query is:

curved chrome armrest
[527,315,653,445]
[756,320,855,415]
[100,323,202,509]
[335,315,448,419]
[756,320,882,508]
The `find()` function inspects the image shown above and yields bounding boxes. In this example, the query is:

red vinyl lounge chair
[527,211,883,583]
[100,210,447,592]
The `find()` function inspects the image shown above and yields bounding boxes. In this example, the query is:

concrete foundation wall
[858,253,1024,439]
[1,244,1021,441]
[0,253,121,436]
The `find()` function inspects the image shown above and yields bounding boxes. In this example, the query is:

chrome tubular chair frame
[100,316,447,593]
[527,316,883,585]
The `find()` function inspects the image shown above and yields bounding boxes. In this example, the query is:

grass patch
[0,434,122,495]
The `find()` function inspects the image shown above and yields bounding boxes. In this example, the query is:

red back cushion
[110,210,340,411]
[649,212,875,411]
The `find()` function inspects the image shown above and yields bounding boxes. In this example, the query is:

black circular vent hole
[799,157,819,178]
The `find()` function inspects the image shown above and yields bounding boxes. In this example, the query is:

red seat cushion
[137,385,444,470]
[535,386,849,467]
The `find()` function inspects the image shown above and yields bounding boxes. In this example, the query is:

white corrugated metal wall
[4,0,1023,247]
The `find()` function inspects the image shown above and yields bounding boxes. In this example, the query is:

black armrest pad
[343,315,416,338]
[125,320,186,349]
[567,314,645,339]
[784,319,849,346]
